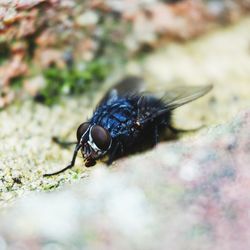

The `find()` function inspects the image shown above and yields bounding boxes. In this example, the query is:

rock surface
[0,17,250,250]
[0,109,250,250]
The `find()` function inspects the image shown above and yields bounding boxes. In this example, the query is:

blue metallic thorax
[90,98,137,139]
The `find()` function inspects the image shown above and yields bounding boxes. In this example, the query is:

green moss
[11,76,24,89]
[38,59,111,105]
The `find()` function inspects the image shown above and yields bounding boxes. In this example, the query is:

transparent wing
[97,76,144,106]
[137,84,213,124]
[162,84,213,110]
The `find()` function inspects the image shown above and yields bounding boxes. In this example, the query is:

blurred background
[0,1,250,249]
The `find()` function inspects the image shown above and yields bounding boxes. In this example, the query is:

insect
[44,76,212,176]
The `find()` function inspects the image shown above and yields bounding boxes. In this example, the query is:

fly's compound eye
[77,122,90,142]
[91,125,111,151]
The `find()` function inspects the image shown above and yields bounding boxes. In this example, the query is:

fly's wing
[162,84,213,110]
[137,84,213,124]
[97,76,144,107]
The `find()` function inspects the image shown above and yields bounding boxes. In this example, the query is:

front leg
[44,143,81,177]
[52,136,77,148]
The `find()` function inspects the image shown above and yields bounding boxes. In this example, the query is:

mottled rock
[0,16,250,250]
[0,109,249,250]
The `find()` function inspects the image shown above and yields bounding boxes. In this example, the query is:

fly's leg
[153,126,159,146]
[106,141,123,165]
[52,136,77,148]
[44,144,81,177]
[165,124,205,141]
[120,142,124,155]
[168,125,205,134]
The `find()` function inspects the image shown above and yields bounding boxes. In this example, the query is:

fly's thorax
[92,98,137,127]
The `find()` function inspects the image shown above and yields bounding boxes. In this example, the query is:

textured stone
[0,17,250,250]
[0,109,250,250]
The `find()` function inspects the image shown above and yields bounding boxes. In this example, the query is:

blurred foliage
[0,0,249,108]
[38,59,110,105]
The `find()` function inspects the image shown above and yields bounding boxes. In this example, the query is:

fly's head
[76,122,112,167]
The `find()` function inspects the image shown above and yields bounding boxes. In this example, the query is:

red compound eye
[76,122,90,142]
[91,125,111,150]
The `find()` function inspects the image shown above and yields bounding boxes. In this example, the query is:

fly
[44,76,212,176]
